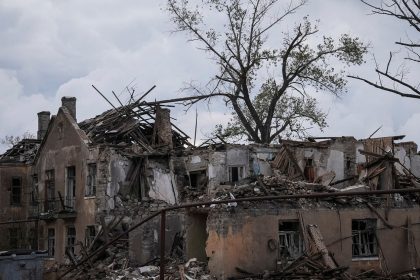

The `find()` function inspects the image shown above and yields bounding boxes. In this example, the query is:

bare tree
[167,0,367,144]
[1,132,35,148]
[349,0,420,99]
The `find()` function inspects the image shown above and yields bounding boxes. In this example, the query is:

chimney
[153,106,173,149]
[61,96,77,121]
[37,111,51,140]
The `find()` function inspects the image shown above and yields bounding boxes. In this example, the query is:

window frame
[85,225,96,248]
[352,219,378,259]
[65,166,76,209]
[66,226,76,255]
[228,165,245,183]
[85,163,97,197]
[10,176,22,206]
[47,228,55,257]
[45,169,55,211]
[278,220,304,261]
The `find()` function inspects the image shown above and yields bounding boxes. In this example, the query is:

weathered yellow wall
[206,207,420,279]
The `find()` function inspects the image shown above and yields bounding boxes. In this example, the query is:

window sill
[84,196,96,200]
[352,256,379,261]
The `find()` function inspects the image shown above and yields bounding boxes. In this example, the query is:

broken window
[48,228,55,257]
[45,170,55,211]
[352,219,377,258]
[304,158,315,182]
[28,227,37,249]
[67,226,76,255]
[85,225,96,248]
[228,166,245,183]
[31,174,38,206]
[278,221,304,260]
[346,157,352,170]
[86,163,97,197]
[65,166,76,209]
[10,176,22,206]
[188,170,207,189]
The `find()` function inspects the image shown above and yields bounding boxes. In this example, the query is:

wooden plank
[307,224,336,269]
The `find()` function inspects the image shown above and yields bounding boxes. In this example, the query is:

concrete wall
[0,164,32,249]
[206,206,420,279]
[146,158,178,205]
[0,251,47,280]
[129,209,184,265]
[395,144,420,178]
[34,108,96,263]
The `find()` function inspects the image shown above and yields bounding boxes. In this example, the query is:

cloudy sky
[0,0,419,153]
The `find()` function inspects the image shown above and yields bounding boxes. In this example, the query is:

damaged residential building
[1,95,420,280]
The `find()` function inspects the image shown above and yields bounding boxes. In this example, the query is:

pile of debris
[229,253,418,280]
[79,101,191,151]
[106,258,211,280]
[202,174,385,210]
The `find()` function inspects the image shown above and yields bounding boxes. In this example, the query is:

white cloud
[1,0,420,154]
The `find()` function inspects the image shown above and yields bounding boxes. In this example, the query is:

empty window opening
[11,176,22,206]
[278,221,304,260]
[67,226,76,255]
[65,166,76,209]
[346,157,352,170]
[45,170,55,211]
[228,166,245,183]
[48,228,55,257]
[304,158,315,182]
[86,163,97,197]
[9,228,21,249]
[352,219,377,258]
[85,225,96,248]
[188,170,207,189]
[31,174,38,206]
[28,228,37,249]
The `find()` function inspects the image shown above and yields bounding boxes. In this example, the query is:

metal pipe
[160,210,166,280]
[162,187,420,211]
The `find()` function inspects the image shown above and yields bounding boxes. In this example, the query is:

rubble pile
[106,258,211,280]
[229,253,418,280]
[62,229,130,279]
[65,257,211,280]
[204,174,386,210]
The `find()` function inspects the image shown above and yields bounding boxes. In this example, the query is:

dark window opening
[31,174,38,206]
[67,226,76,255]
[352,219,377,258]
[188,170,207,189]
[304,158,315,182]
[11,176,22,206]
[66,166,76,209]
[48,228,55,257]
[85,225,96,248]
[346,157,351,170]
[228,166,244,183]
[9,228,21,249]
[28,228,37,249]
[45,170,55,211]
[86,163,97,197]
[278,221,303,260]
